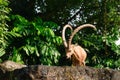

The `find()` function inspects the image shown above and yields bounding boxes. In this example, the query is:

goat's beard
[66,52,73,59]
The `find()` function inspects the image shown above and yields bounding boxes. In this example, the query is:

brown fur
[62,24,96,66]
[67,45,87,66]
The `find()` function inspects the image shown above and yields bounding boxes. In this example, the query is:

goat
[62,24,96,66]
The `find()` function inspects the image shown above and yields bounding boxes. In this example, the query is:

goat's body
[67,45,87,66]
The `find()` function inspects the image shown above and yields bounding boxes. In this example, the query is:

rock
[0,61,120,80]
[0,60,26,72]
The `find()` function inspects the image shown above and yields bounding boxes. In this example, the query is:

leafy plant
[78,1,120,69]
[5,15,62,65]
[1,0,120,69]
[0,0,11,62]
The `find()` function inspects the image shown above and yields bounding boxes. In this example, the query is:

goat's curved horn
[62,24,73,48]
[68,24,96,48]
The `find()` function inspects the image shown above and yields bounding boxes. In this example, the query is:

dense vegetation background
[0,0,120,69]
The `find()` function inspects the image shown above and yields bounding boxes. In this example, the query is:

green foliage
[0,0,11,62]
[1,0,120,69]
[2,15,62,65]
[60,0,120,69]
[9,47,24,64]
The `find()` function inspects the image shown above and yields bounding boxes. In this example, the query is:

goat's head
[66,45,74,59]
